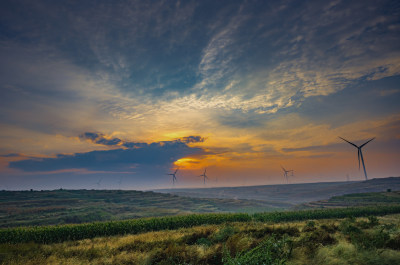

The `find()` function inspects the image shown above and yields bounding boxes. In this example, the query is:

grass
[1,214,399,264]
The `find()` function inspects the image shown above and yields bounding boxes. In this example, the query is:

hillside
[297,190,400,209]
[155,177,400,206]
[0,189,286,228]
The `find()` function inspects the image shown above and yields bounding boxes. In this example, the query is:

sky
[0,0,399,190]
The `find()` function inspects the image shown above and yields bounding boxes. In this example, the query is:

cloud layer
[0,0,399,188]
[10,135,205,173]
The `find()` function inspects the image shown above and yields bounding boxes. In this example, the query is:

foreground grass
[1,214,400,265]
[2,205,400,244]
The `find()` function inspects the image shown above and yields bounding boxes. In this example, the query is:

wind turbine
[117,177,123,189]
[95,177,103,188]
[281,166,293,183]
[339,137,375,180]
[167,168,179,186]
[198,168,209,185]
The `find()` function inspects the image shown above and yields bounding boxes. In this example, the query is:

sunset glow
[0,0,399,190]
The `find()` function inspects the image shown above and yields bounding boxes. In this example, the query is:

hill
[155,177,400,206]
[0,189,285,228]
[297,190,400,209]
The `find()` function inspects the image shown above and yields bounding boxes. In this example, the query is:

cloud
[9,138,205,173]
[179,136,205,144]
[0,153,20,158]
[79,132,121,146]
[80,132,205,147]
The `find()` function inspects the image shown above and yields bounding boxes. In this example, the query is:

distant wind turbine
[198,168,209,185]
[117,177,123,189]
[281,166,293,183]
[95,178,103,188]
[167,168,179,186]
[339,137,375,180]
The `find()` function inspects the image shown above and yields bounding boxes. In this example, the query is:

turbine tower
[281,166,293,183]
[339,137,375,180]
[198,168,209,185]
[167,168,179,186]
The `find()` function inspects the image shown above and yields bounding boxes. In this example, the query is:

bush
[297,228,337,257]
[302,221,316,232]
[350,229,390,250]
[213,226,237,243]
[222,235,292,265]
[386,233,400,250]
[196,237,212,247]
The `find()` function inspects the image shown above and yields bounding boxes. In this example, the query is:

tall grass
[2,205,400,244]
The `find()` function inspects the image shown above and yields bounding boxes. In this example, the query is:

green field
[2,205,400,244]
[0,189,285,228]
[1,184,400,264]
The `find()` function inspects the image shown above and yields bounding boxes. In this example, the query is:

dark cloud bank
[10,133,205,173]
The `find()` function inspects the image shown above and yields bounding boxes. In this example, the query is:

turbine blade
[174,168,179,174]
[339,137,359,148]
[360,137,375,148]
[358,149,361,170]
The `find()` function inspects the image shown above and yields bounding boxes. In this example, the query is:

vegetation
[1,214,399,264]
[1,187,399,264]
[2,205,400,244]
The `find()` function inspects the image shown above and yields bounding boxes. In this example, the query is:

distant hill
[296,190,400,209]
[0,189,285,228]
[1,177,399,228]
[155,177,400,206]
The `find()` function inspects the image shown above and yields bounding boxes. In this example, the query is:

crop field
[1,189,400,264]
[1,205,400,245]
[1,212,399,264]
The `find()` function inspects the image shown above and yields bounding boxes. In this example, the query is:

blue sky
[0,0,399,190]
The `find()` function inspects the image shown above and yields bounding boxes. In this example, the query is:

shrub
[386,233,400,250]
[222,235,292,265]
[297,228,337,257]
[181,229,213,245]
[196,237,212,247]
[350,229,390,250]
[213,226,237,243]
[302,221,316,232]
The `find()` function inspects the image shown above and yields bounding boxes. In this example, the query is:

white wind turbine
[167,168,179,186]
[281,166,293,183]
[339,137,375,180]
[198,168,209,185]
